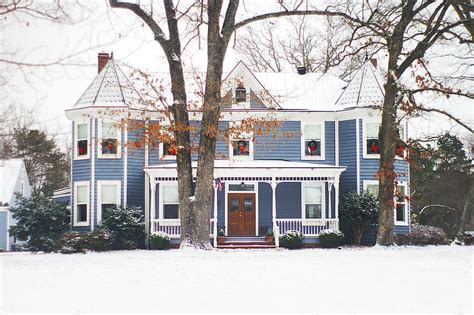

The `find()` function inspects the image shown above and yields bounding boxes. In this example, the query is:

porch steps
[216,236,275,249]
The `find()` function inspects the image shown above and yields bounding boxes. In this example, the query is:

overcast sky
[3,1,473,147]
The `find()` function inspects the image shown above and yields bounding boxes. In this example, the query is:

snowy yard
[1,246,472,313]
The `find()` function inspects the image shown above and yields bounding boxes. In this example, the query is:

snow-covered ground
[1,246,472,313]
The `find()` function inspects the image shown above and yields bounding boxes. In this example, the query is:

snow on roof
[254,72,347,110]
[335,61,385,108]
[0,159,24,205]
[73,58,145,109]
[146,159,345,170]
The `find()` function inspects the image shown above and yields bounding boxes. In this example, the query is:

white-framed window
[159,142,177,160]
[75,121,90,160]
[363,180,409,225]
[74,181,89,226]
[395,122,408,159]
[97,180,121,223]
[98,120,121,158]
[301,122,325,160]
[159,183,179,219]
[302,182,325,219]
[364,122,380,158]
[235,83,248,103]
[229,122,254,160]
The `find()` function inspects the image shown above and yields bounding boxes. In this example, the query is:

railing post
[328,182,333,219]
[213,180,218,248]
[271,179,279,248]
[334,180,340,230]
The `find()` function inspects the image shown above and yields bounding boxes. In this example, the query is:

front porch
[144,160,346,247]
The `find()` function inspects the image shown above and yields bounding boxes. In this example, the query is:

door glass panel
[244,198,253,212]
[230,198,239,211]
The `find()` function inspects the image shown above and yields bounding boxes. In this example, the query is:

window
[303,183,324,219]
[232,139,250,156]
[301,122,324,160]
[235,84,247,102]
[163,142,177,156]
[98,181,121,222]
[395,123,407,158]
[74,182,89,226]
[363,180,408,225]
[75,122,89,159]
[365,122,380,156]
[98,121,120,158]
[162,185,179,219]
[229,123,253,160]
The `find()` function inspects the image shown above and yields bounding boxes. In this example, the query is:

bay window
[98,181,121,222]
[75,122,89,159]
[74,182,89,226]
[98,120,121,158]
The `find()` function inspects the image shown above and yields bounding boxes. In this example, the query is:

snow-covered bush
[339,191,378,245]
[58,232,86,254]
[9,192,70,252]
[318,229,344,248]
[98,205,145,250]
[281,230,304,249]
[460,231,474,245]
[395,224,449,246]
[84,230,113,252]
[150,232,171,250]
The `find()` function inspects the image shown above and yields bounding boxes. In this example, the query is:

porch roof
[144,160,346,180]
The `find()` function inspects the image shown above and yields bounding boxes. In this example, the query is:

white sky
[2,0,473,147]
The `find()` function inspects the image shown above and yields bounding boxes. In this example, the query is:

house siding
[258,182,273,235]
[339,119,357,195]
[254,121,301,160]
[0,211,7,251]
[276,182,301,219]
[127,124,145,209]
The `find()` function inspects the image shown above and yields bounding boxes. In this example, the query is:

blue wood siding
[216,122,229,160]
[258,182,273,234]
[217,184,225,226]
[127,124,145,209]
[254,121,301,160]
[339,119,357,195]
[276,182,301,218]
[0,211,7,251]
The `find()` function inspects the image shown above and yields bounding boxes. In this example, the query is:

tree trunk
[457,174,473,240]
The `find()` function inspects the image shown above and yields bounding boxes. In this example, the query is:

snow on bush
[59,230,112,254]
[395,224,449,246]
[281,230,304,249]
[318,229,344,248]
[150,232,171,250]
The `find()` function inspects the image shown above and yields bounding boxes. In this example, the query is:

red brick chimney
[98,52,110,74]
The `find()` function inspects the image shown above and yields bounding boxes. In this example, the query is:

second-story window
[99,121,120,158]
[76,122,89,159]
[162,142,177,157]
[366,122,380,155]
[232,139,250,156]
[302,124,323,159]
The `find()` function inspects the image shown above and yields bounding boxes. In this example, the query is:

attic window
[235,83,247,103]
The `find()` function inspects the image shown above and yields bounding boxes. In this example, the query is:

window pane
[101,139,118,154]
[101,203,115,214]
[233,140,249,156]
[366,123,379,138]
[163,185,179,203]
[163,142,177,155]
[396,204,405,222]
[78,140,88,156]
[305,186,322,204]
[77,123,88,139]
[396,185,406,202]
[305,125,321,139]
[77,204,88,222]
[102,122,116,139]
[244,198,253,212]
[77,185,87,203]
[305,204,322,219]
[235,87,246,102]
[366,184,379,198]
[230,198,239,211]
[229,184,254,191]
[164,204,179,219]
[367,138,380,154]
[101,185,117,203]
[305,140,321,156]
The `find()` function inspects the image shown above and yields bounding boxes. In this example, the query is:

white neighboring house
[0,159,31,251]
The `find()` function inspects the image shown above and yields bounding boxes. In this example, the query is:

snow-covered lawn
[1,246,472,313]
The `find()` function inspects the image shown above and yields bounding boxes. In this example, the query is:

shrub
[339,191,378,245]
[150,232,171,250]
[281,230,304,249]
[460,231,474,245]
[395,224,449,245]
[84,230,113,252]
[319,229,344,248]
[98,205,145,250]
[9,192,70,252]
[58,232,86,254]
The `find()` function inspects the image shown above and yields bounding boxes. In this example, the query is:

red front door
[227,193,256,236]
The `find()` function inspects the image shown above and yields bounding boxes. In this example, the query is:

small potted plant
[217,227,225,245]
[265,228,274,244]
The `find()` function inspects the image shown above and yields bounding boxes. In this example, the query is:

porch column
[150,177,157,233]
[271,178,279,248]
[145,173,150,248]
[213,180,218,247]
[334,180,340,230]
[328,182,333,219]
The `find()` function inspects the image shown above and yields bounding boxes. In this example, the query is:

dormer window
[235,83,247,103]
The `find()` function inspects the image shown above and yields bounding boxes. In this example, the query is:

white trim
[73,181,90,227]
[123,122,128,206]
[356,118,361,193]
[224,181,259,236]
[394,182,409,226]
[363,180,379,194]
[301,182,326,220]
[97,119,122,159]
[301,121,325,160]
[90,119,95,231]
[335,120,339,166]
[74,120,90,160]
[96,180,121,223]
[158,182,179,222]
[362,119,381,159]
[159,142,177,160]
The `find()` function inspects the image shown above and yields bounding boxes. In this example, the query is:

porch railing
[151,218,217,238]
[276,219,339,236]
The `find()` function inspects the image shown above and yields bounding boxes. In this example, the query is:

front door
[228,193,256,236]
